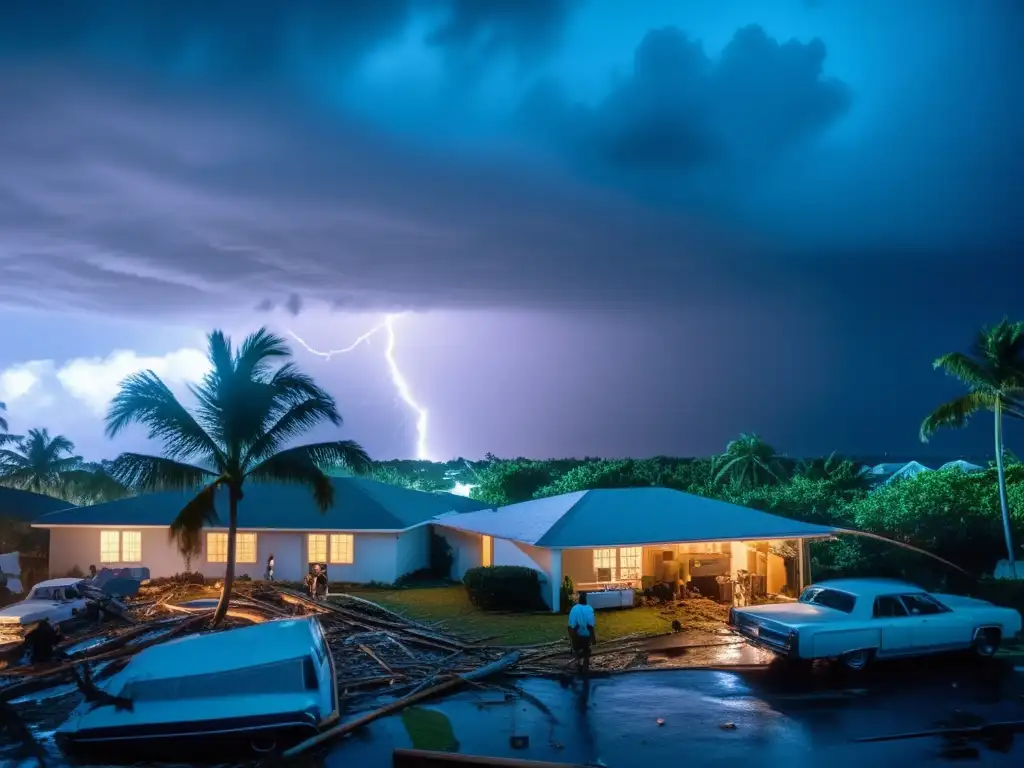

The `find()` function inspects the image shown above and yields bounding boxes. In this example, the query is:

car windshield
[798,586,856,613]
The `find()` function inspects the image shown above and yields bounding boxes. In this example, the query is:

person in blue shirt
[567,592,597,673]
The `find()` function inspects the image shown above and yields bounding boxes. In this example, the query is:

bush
[971,577,1024,619]
[463,565,546,612]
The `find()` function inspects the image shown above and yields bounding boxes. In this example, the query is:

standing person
[265,554,275,581]
[567,592,597,674]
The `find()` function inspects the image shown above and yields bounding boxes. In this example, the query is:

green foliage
[463,565,546,612]
[712,433,786,489]
[401,707,459,752]
[841,467,1024,577]
[559,575,575,614]
[470,459,556,506]
[0,429,85,498]
[727,474,860,526]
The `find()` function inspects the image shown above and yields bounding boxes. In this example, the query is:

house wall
[436,527,483,581]
[395,526,430,578]
[47,526,425,585]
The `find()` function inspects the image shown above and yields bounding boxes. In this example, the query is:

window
[593,548,616,581]
[330,534,354,564]
[798,586,856,614]
[618,547,641,580]
[100,531,121,563]
[121,531,142,563]
[873,596,908,618]
[480,535,492,567]
[900,593,949,616]
[236,533,257,564]
[308,534,327,563]
[207,533,228,563]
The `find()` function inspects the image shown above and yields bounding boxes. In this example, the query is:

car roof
[812,578,927,597]
[32,577,84,589]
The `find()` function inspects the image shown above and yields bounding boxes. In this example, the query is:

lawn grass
[340,585,728,646]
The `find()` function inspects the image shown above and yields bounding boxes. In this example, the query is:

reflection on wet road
[333,657,1024,767]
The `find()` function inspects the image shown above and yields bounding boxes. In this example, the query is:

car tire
[839,649,873,671]
[973,628,1001,658]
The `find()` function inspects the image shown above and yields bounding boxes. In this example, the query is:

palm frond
[107,452,217,493]
[234,327,290,380]
[168,481,223,555]
[0,400,6,433]
[932,352,996,391]
[243,396,342,468]
[106,371,224,464]
[246,446,335,512]
[920,391,993,442]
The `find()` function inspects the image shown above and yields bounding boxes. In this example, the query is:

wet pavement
[4,653,1024,766]
[331,657,1024,767]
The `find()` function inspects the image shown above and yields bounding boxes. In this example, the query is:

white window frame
[618,547,642,581]
[235,532,258,564]
[206,532,228,563]
[308,534,328,563]
[120,531,143,563]
[329,534,354,565]
[100,531,121,563]
[593,548,616,580]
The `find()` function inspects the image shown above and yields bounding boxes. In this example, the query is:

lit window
[618,547,642,581]
[121,531,142,563]
[481,535,492,567]
[207,533,228,563]
[330,534,354,564]
[308,534,327,563]
[100,531,120,563]
[236,533,257,563]
[593,548,616,580]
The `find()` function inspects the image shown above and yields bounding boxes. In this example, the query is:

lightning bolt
[288,314,431,461]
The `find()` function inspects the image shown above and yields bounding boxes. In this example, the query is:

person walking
[265,554,275,581]
[567,592,597,674]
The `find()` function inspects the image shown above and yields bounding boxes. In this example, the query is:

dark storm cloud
[427,0,578,64]
[523,25,850,172]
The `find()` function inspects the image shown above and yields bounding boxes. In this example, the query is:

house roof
[884,460,933,485]
[0,487,75,521]
[433,487,838,549]
[939,459,984,472]
[32,476,489,531]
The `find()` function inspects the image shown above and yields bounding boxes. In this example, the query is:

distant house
[939,459,984,473]
[32,478,488,582]
[434,487,839,612]
[883,460,934,485]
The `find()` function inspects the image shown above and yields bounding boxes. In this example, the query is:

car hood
[734,602,851,625]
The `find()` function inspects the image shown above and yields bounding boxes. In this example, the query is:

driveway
[332,657,1024,767]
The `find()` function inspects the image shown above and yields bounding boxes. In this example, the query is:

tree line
[0,318,1022,613]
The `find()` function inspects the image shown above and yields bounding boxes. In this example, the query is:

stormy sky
[1,0,1022,463]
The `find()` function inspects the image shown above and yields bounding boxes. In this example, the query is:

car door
[872,595,915,656]
[900,593,973,652]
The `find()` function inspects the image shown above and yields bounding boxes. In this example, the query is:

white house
[32,477,489,583]
[433,487,840,612]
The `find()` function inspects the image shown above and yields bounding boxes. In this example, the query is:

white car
[728,578,1022,670]
[0,577,89,646]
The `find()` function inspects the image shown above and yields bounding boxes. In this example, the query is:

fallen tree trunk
[282,652,521,759]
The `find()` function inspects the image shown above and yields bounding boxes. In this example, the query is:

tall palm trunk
[994,396,1016,572]
[212,487,240,626]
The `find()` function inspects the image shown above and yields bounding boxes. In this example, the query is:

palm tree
[712,433,784,489]
[62,461,131,506]
[105,328,371,625]
[0,428,85,495]
[921,318,1024,571]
